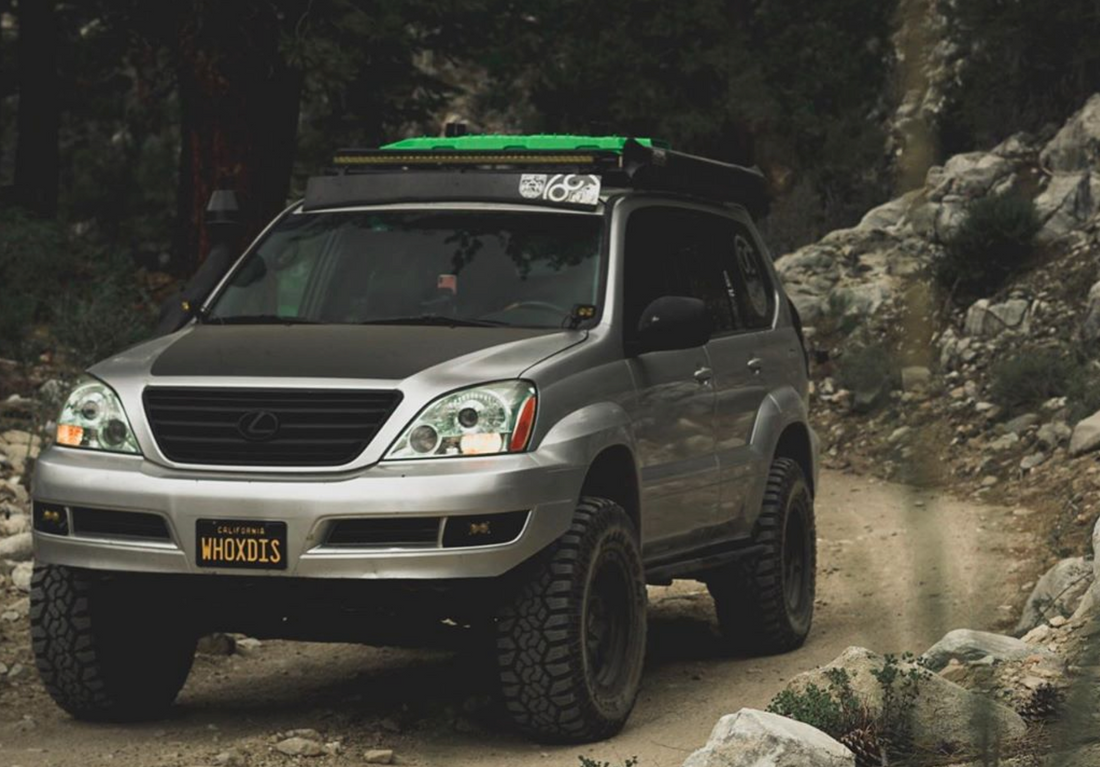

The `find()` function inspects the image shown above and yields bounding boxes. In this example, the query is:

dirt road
[0,470,1036,767]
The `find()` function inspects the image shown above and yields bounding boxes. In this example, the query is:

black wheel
[495,497,647,743]
[707,457,816,655]
[30,565,197,721]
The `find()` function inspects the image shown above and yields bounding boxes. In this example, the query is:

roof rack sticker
[518,174,600,205]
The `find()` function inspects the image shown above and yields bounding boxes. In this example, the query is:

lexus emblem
[237,410,280,441]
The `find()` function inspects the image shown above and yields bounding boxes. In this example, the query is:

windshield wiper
[359,315,511,328]
[204,314,320,325]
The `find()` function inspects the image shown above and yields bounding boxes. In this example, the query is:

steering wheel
[499,300,570,316]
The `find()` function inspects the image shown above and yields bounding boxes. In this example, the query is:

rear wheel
[495,497,647,743]
[31,565,197,721]
[707,458,816,655]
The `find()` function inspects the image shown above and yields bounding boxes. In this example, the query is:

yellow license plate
[196,519,287,570]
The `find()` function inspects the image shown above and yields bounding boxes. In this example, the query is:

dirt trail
[0,470,1035,767]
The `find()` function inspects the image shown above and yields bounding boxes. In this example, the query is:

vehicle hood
[91,324,585,384]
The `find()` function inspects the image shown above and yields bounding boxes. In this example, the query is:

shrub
[767,668,866,740]
[935,193,1041,299]
[988,346,1100,421]
[834,342,897,406]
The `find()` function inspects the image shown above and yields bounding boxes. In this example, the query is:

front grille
[143,387,402,467]
[326,517,441,547]
[71,507,170,541]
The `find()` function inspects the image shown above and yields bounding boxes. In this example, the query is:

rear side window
[721,222,776,330]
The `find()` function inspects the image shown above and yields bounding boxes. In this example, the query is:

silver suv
[30,136,818,743]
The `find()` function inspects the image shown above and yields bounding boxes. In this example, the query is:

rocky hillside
[780,93,1100,562]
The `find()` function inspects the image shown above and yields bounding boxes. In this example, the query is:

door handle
[693,366,713,385]
[747,357,764,374]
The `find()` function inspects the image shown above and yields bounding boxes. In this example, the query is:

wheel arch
[579,444,642,539]
[773,421,815,498]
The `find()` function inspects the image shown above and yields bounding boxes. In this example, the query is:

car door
[705,212,782,531]
[621,205,722,551]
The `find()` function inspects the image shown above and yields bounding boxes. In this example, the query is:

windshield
[206,209,605,329]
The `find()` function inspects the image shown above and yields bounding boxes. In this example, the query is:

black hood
[150,324,566,380]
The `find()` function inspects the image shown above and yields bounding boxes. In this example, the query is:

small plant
[870,653,929,755]
[767,667,867,741]
[934,192,1041,299]
[578,756,638,767]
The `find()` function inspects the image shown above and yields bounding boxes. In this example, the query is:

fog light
[442,510,529,548]
[409,425,439,454]
[33,502,70,535]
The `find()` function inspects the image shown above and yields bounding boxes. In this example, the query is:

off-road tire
[30,564,197,721]
[495,497,647,743]
[707,458,815,655]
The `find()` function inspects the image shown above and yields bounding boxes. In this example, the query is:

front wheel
[707,457,816,655]
[30,565,197,721]
[495,497,647,743]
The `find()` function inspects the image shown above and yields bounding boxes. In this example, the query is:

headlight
[55,376,141,454]
[385,381,537,460]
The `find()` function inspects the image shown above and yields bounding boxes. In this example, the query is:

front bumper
[31,446,584,579]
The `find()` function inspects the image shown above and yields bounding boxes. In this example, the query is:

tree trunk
[171,2,302,276]
[13,0,60,216]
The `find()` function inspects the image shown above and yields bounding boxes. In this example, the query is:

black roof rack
[304,138,769,218]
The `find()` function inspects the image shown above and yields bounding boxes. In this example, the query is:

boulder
[921,629,1045,672]
[1069,410,1100,456]
[964,299,1030,337]
[1001,413,1040,436]
[1040,93,1100,172]
[783,647,1026,753]
[1015,557,1094,634]
[1037,421,1072,450]
[931,152,1015,199]
[682,709,854,767]
[1040,173,1100,242]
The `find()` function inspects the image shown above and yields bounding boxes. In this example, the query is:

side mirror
[633,296,712,355]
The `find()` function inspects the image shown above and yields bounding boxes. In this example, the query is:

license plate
[196,519,287,570]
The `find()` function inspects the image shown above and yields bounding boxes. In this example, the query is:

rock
[1094,517,1100,581]
[682,708,854,767]
[1020,453,1046,471]
[11,561,32,591]
[0,531,33,561]
[921,629,1047,671]
[888,426,912,445]
[783,647,1026,752]
[989,433,1020,452]
[931,152,1015,199]
[197,633,237,656]
[275,736,324,757]
[235,636,263,656]
[1037,421,1072,449]
[1015,557,1094,634]
[1040,93,1100,172]
[0,512,30,537]
[364,749,395,764]
[283,729,323,741]
[1070,410,1100,456]
[1002,413,1040,435]
[1082,280,1100,343]
[1034,172,1098,242]
[901,366,932,391]
[964,299,1031,337]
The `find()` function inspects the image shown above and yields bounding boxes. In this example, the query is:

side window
[623,208,685,344]
[623,207,737,343]
[719,221,776,330]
